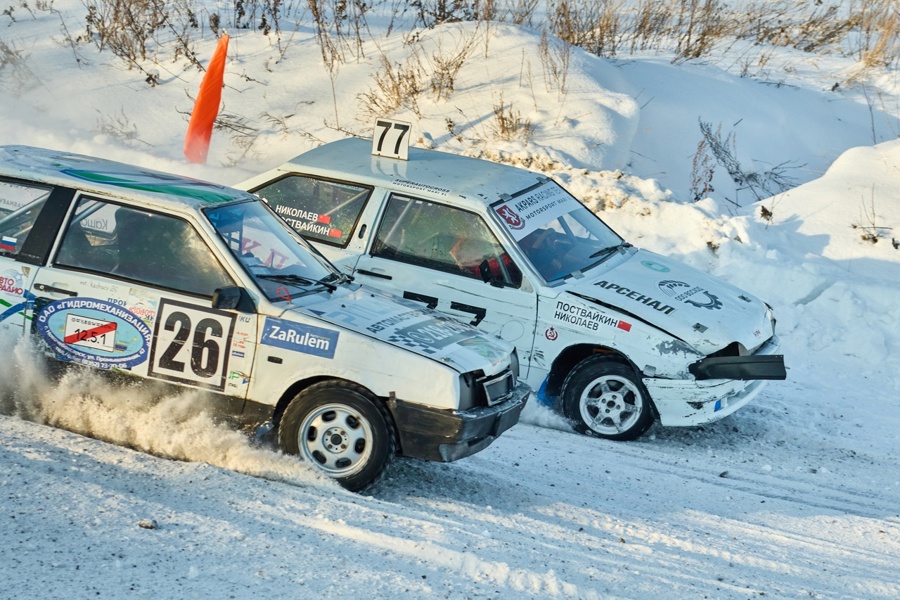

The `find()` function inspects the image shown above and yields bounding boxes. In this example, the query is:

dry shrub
[359,52,426,117]
[507,0,539,26]
[674,0,729,61]
[491,94,533,141]
[80,0,168,62]
[629,0,675,52]
[538,29,571,97]
[736,0,897,68]
[857,2,899,68]
[411,0,476,27]
[537,0,895,71]
[0,39,32,93]
[77,0,209,80]
[549,0,624,57]
[428,32,478,101]
[697,119,799,205]
[306,0,370,66]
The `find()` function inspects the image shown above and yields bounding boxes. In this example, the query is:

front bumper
[644,376,770,427]
[390,381,530,462]
[645,334,784,427]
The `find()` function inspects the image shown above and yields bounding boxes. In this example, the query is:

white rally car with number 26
[238,121,786,441]
[0,145,528,491]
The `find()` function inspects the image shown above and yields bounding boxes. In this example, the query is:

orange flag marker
[184,33,230,164]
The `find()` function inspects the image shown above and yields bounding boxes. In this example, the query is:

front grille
[459,368,517,410]
[479,370,515,406]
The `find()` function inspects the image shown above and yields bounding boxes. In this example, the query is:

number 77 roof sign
[372,119,411,161]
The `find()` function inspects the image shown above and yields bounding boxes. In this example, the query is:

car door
[29,195,259,398]
[352,194,539,369]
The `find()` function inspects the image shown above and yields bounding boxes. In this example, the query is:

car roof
[279,137,545,208]
[0,145,255,211]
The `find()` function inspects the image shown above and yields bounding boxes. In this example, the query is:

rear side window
[0,180,53,258]
[254,175,371,247]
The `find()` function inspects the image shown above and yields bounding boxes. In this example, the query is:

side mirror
[478,259,505,288]
[212,286,256,313]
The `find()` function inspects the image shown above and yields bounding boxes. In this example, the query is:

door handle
[34,283,77,297]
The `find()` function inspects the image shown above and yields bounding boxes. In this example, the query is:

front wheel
[561,356,654,441]
[278,381,396,491]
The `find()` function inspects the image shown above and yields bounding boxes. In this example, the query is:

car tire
[561,356,654,441]
[278,381,396,491]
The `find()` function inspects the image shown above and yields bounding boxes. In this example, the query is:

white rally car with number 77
[238,122,786,441]
[0,145,529,491]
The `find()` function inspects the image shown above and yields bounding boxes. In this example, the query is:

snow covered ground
[1,1,899,598]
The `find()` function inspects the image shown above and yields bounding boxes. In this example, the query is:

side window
[372,195,522,287]
[0,179,52,258]
[254,175,371,246]
[55,197,234,297]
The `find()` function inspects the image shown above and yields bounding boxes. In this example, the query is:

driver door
[353,194,538,369]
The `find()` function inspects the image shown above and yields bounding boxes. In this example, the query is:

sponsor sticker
[554,300,632,333]
[261,318,339,359]
[309,290,485,359]
[148,299,236,390]
[494,183,578,241]
[64,314,117,352]
[36,298,152,369]
[659,280,723,310]
[594,281,676,315]
[274,205,343,239]
[0,270,24,297]
[641,260,670,273]
[394,179,450,197]
[0,269,34,324]
[390,318,473,355]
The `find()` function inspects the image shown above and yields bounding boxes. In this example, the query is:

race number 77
[372,119,411,160]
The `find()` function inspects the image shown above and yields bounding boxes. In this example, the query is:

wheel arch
[272,376,401,443]
[546,344,645,401]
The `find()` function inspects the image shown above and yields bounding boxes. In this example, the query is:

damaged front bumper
[645,335,785,427]
[389,381,530,462]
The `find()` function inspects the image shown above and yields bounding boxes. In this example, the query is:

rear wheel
[278,381,396,491]
[561,356,654,441]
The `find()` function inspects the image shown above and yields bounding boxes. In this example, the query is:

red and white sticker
[64,314,117,352]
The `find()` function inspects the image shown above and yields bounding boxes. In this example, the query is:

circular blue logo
[36,298,152,369]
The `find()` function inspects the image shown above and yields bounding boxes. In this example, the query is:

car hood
[567,249,775,356]
[290,285,513,374]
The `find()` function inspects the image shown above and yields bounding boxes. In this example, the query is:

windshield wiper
[319,271,355,289]
[258,273,343,292]
[257,273,320,286]
[589,242,632,261]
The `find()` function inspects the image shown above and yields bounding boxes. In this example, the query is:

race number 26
[148,299,236,391]
[372,119,411,160]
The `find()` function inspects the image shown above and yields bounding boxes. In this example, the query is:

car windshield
[205,200,342,302]
[491,180,625,282]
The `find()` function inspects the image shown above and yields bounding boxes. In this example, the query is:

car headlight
[509,348,520,384]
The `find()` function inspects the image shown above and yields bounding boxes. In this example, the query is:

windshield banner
[493,182,579,241]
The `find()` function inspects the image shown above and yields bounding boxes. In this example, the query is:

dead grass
[491,93,534,141]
